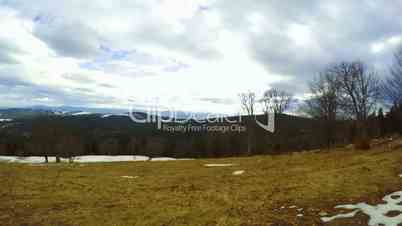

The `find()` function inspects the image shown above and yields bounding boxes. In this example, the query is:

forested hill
[0,110,389,158]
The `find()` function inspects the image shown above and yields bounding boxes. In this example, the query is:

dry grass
[1,138,402,226]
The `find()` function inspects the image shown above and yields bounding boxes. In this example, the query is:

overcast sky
[0,0,401,113]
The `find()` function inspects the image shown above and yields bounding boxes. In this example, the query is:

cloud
[33,20,101,59]
[199,97,235,105]
[0,37,23,64]
[3,0,221,60]
[214,0,402,81]
[0,77,119,107]
[0,53,18,64]
[0,75,30,87]
[79,47,189,77]
[1,0,402,112]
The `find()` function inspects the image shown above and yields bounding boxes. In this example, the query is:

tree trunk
[246,118,254,155]
[247,132,252,155]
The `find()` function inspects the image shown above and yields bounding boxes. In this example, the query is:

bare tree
[323,62,381,142]
[239,91,256,155]
[261,88,293,114]
[383,47,402,104]
[304,71,341,148]
[304,62,380,145]
[332,62,380,122]
[239,91,256,116]
[305,72,341,120]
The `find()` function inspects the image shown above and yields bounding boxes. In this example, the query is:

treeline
[379,103,402,135]
[0,111,398,160]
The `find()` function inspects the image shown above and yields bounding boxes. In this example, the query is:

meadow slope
[1,138,402,226]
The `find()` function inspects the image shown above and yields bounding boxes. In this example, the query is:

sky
[0,0,401,114]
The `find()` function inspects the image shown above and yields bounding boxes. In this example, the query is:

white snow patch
[0,119,13,122]
[71,111,92,116]
[101,113,128,118]
[0,155,150,163]
[321,210,359,223]
[73,155,150,163]
[150,157,194,161]
[322,190,402,225]
[150,157,177,161]
[232,170,245,175]
[0,155,192,164]
[204,163,235,167]
[0,156,17,163]
[0,156,69,163]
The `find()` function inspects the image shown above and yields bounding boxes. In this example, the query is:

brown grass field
[1,137,402,226]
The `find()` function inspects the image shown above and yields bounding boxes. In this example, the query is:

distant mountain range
[0,106,212,121]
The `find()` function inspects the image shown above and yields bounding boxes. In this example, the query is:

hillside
[0,111,365,158]
[1,137,402,225]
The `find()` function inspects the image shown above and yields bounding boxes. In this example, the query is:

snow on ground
[150,157,177,161]
[0,155,150,163]
[322,176,402,226]
[150,157,194,161]
[71,112,92,116]
[322,210,360,223]
[232,170,245,175]
[0,155,195,163]
[204,163,235,167]
[0,156,69,163]
[0,119,13,122]
[101,113,128,118]
[72,155,150,163]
